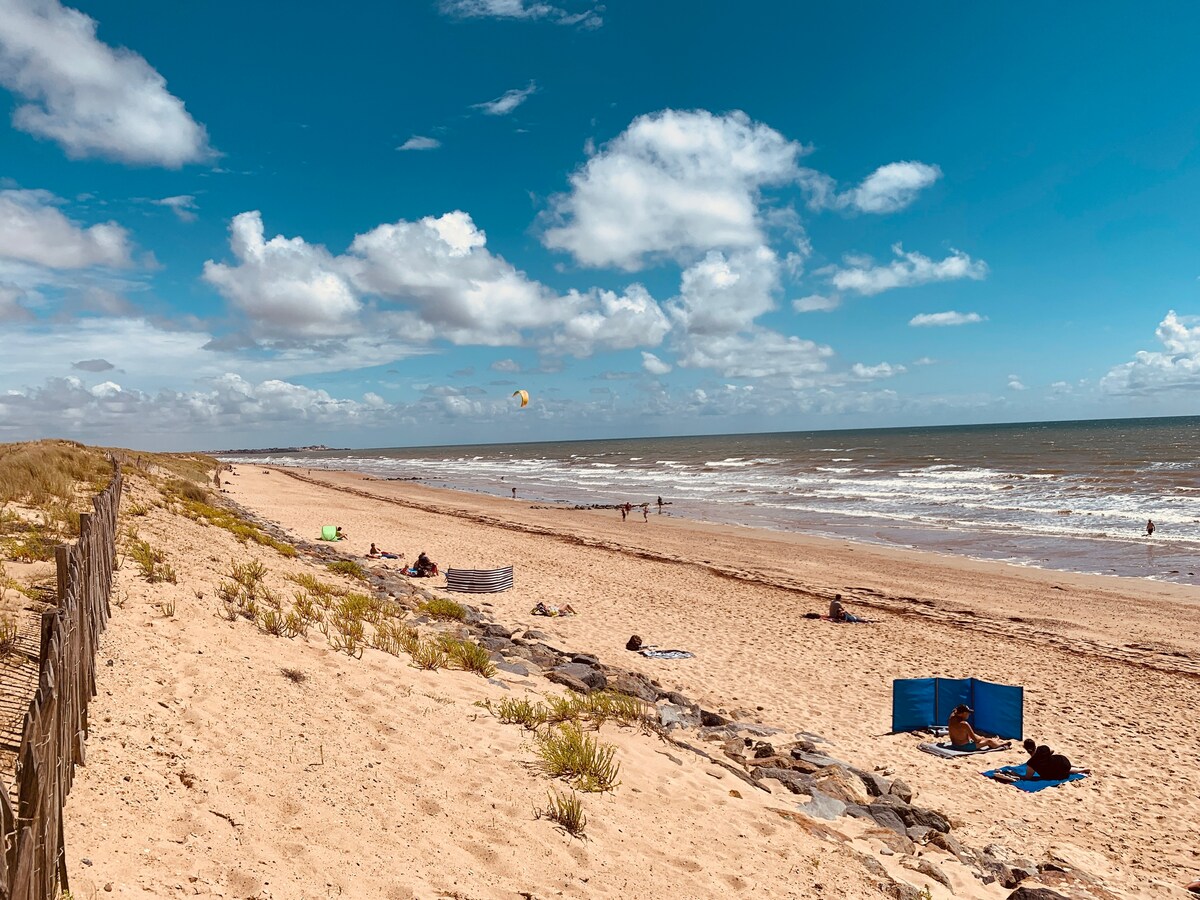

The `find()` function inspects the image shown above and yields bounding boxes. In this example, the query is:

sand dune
[62,468,897,899]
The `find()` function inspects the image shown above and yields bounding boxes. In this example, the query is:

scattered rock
[544,670,590,694]
[606,672,659,702]
[889,778,914,803]
[903,857,952,890]
[1006,889,1071,900]
[752,741,776,759]
[494,660,530,677]
[810,765,871,805]
[853,767,891,797]
[796,788,847,821]
[754,768,811,794]
[929,832,977,867]
[658,703,701,729]
[845,803,907,835]
[571,653,600,666]
[700,709,730,727]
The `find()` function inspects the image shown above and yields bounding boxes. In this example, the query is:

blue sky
[2,0,1199,450]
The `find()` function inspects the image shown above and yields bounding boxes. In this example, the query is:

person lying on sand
[367,543,401,560]
[948,704,1009,751]
[532,601,576,617]
[990,738,1091,782]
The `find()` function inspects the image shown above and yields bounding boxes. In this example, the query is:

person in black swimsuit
[993,738,1091,781]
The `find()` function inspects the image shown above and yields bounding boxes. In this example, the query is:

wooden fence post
[54,546,69,608]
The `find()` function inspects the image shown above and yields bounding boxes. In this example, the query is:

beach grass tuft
[536,722,621,793]
[442,637,497,677]
[280,667,307,684]
[409,638,446,670]
[539,788,587,838]
[0,613,19,658]
[494,697,546,730]
[417,597,466,621]
[168,487,295,557]
[129,537,177,584]
[326,559,370,583]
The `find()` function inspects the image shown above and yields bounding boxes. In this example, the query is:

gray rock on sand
[605,672,659,702]
[902,858,952,890]
[546,663,607,694]
[1005,889,1071,900]
[658,703,701,729]
[795,789,846,821]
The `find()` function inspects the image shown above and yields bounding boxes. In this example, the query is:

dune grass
[326,559,369,583]
[163,479,295,558]
[417,597,466,621]
[539,788,587,837]
[0,441,111,509]
[536,722,621,793]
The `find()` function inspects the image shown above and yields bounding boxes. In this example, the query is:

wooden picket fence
[0,465,122,899]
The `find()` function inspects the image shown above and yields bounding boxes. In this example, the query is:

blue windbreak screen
[891,677,1024,739]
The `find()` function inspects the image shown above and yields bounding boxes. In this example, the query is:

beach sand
[56,461,1200,898]
[213,465,1200,897]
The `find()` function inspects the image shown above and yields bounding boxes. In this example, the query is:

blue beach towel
[983,764,1088,792]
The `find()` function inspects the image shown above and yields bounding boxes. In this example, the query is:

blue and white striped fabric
[444,566,514,593]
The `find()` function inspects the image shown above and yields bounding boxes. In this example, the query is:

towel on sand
[983,764,1088,792]
[920,741,1011,758]
[638,648,694,660]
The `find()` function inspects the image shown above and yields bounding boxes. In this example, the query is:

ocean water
[224,417,1200,585]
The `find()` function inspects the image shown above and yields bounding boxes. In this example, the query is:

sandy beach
[52,459,1200,899]
[212,465,1200,897]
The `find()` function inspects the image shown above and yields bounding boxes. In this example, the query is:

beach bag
[626,635,643,651]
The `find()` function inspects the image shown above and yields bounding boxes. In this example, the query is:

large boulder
[845,803,907,835]
[606,672,658,702]
[810,765,871,805]
[547,663,607,693]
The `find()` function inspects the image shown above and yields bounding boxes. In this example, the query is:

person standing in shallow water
[1146,519,1155,537]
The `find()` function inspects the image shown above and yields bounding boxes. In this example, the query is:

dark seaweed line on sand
[268,467,1200,682]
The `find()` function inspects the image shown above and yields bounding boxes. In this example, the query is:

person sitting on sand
[991,738,1091,782]
[335,526,347,541]
[948,704,1008,751]
[368,543,381,558]
[414,551,436,577]
[829,594,863,623]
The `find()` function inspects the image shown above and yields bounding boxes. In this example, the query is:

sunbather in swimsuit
[948,704,1007,751]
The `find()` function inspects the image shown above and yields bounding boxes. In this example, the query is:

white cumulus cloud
[438,0,602,27]
[830,245,987,296]
[203,209,670,356]
[203,211,361,338]
[1007,374,1026,391]
[799,160,941,214]
[1100,310,1200,395]
[542,109,804,270]
[0,0,214,166]
[472,81,536,116]
[154,194,197,222]
[851,361,906,380]
[909,310,986,327]
[793,293,840,313]
[0,188,133,269]
[641,352,672,375]
[845,161,942,214]
[398,135,441,151]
